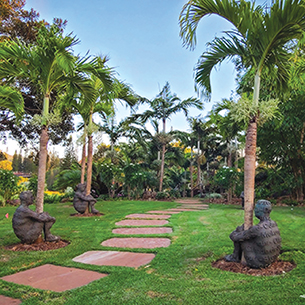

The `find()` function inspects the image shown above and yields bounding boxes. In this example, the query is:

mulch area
[5,240,70,252]
[70,212,104,217]
[212,258,296,276]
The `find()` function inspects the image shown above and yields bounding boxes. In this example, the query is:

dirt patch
[212,258,296,276]
[5,240,70,251]
[70,212,104,217]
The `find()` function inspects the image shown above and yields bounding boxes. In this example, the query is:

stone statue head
[76,183,86,192]
[254,199,272,220]
[19,191,34,207]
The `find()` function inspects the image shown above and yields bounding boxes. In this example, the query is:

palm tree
[0,24,95,213]
[180,0,305,229]
[0,87,24,120]
[131,82,203,191]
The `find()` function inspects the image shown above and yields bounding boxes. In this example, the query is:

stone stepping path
[112,227,173,235]
[1,264,107,292]
[147,210,180,214]
[2,201,208,294]
[73,250,155,268]
[125,213,171,219]
[179,205,208,210]
[168,208,203,212]
[0,295,21,305]
[101,237,171,249]
[115,219,169,226]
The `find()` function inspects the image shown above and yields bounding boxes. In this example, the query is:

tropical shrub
[156,191,170,200]
[0,169,21,206]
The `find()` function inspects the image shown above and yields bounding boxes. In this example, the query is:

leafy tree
[0,0,45,43]
[60,136,77,170]
[180,0,305,229]
[12,150,18,171]
[0,24,95,213]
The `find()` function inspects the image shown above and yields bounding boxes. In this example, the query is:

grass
[0,200,305,304]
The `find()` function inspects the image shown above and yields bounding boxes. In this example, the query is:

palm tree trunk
[36,126,49,213]
[159,143,166,192]
[159,118,166,192]
[244,118,257,230]
[197,140,202,196]
[86,135,93,196]
[190,148,194,197]
[81,143,86,184]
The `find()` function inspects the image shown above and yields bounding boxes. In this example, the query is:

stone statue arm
[75,192,97,202]
[21,208,54,222]
[230,225,259,242]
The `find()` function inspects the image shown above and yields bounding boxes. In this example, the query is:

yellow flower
[0,160,12,171]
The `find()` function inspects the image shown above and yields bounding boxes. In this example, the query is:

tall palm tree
[131,82,203,191]
[180,0,305,229]
[0,24,95,213]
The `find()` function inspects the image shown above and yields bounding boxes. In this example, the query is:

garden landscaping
[0,199,304,304]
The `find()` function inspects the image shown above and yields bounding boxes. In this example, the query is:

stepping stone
[115,219,169,226]
[179,205,208,209]
[0,295,21,305]
[73,251,155,268]
[168,208,202,212]
[101,237,171,249]
[112,227,173,235]
[125,213,171,219]
[147,210,180,214]
[1,264,107,292]
[179,204,208,208]
[175,199,203,204]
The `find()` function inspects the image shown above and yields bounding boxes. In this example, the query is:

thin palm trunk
[159,118,166,192]
[36,126,49,213]
[244,72,260,230]
[159,143,166,192]
[190,147,194,197]
[81,143,86,184]
[197,140,202,196]
[86,134,93,196]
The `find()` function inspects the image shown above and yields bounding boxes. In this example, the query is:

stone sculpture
[73,183,99,214]
[225,199,281,269]
[12,191,60,244]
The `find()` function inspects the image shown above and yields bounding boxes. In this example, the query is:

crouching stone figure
[73,183,99,214]
[225,199,281,269]
[12,191,60,244]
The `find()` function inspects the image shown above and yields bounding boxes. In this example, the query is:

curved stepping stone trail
[73,251,155,268]
[125,214,171,219]
[1,264,107,292]
[113,227,173,235]
[101,237,171,249]
[115,219,169,226]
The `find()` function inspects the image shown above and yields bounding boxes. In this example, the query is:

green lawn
[0,200,304,304]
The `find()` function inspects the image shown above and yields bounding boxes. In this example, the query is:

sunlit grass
[0,201,304,304]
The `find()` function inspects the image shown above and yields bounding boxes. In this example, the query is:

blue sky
[2,0,239,156]
[25,0,237,124]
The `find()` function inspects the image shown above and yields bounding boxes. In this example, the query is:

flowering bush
[0,169,21,206]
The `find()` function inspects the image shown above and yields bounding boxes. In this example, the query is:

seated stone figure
[12,191,60,244]
[225,199,281,269]
[73,183,99,214]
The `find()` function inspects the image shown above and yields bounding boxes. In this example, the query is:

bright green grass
[0,201,304,304]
